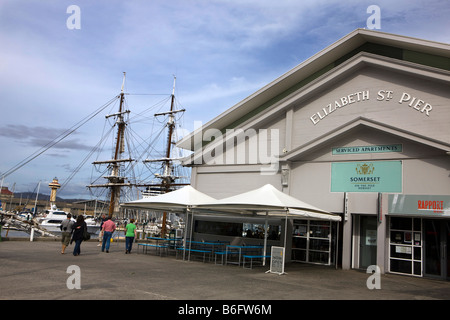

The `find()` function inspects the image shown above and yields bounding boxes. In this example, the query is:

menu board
[268,246,285,275]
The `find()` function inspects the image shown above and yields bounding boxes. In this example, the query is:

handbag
[83,224,91,241]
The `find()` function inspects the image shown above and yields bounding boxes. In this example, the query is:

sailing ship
[87,73,190,237]
[1,73,188,238]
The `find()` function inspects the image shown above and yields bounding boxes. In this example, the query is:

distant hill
[13,192,87,203]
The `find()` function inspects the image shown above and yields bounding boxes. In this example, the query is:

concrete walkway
[1,240,449,301]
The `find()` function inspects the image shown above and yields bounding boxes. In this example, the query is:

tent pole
[189,210,194,261]
[183,209,188,261]
[263,211,268,266]
[284,209,288,249]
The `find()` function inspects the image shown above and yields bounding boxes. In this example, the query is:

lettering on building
[417,200,444,214]
[310,89,433,125]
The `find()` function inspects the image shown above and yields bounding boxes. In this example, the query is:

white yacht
[38,205,73,233]
[38,205,100,235]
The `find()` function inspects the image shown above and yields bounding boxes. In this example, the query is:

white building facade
[178,29,450,279]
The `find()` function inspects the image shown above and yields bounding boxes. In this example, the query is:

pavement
[1,239,449,313]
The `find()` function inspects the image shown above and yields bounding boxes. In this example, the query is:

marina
[0,73,189,243]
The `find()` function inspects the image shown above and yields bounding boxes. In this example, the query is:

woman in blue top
[125,219,137,254]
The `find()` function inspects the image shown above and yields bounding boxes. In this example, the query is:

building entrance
[359,216,377,269]
[424,219,450,280]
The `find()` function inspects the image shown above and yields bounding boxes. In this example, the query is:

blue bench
[138,243,168,256]
[242,255,271,269]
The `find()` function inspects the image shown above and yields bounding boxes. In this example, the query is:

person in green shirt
[125,219,137,254]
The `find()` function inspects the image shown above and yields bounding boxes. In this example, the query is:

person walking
[125,218,137,254]
[60,213,74,254]
[72,215,87,256]
[101,217,116,253]
[97,214,107,247]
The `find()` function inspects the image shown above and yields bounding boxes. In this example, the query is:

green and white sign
[332,144,402,155]
[331,161,402,192]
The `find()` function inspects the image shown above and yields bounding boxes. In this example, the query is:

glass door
[424,219,449,279]
[292,220,332,265]
[359,216,377,269]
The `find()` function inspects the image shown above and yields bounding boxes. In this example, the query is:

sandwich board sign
[267,246,285,275]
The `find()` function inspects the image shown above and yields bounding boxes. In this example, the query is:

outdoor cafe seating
[137,236,271,269]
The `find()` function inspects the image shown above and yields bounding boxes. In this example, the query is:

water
[1,229,30,238]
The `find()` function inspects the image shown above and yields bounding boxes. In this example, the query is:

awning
[121,185,217,212]
[194,184,341,221]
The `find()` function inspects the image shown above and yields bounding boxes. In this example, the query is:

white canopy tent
[121,185,217,212]
[194,184,341,266]
[196,184,340,219]
[122,184,341,266]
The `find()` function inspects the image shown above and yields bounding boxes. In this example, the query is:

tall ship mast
[143,76,189,236]
[87,73,132,218]
[87,73,189,222]
[143,76,187,194]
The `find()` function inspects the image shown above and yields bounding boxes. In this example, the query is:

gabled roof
[178,29,450,152]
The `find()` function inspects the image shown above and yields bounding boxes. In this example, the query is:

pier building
[178,29,450,279]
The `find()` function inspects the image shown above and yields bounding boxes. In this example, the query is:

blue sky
[0,0,449,199]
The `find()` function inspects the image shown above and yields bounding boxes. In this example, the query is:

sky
[0,0,449,200]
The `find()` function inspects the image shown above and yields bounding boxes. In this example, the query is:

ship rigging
[1,73,190,238]
[86,73,190,225]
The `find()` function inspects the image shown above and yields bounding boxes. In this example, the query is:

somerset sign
[331,161,402,193]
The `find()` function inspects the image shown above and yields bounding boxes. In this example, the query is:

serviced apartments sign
[331,161,402,192]
[332,144,402,155]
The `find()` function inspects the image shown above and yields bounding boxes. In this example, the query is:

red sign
[417,200,444,214]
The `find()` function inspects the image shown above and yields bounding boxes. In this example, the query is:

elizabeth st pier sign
[310,89,433,125]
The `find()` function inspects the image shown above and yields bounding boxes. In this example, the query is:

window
[389,217,422,276]
[195,220,242,237]
[243,223,281,240]
[292,220,332,265]
[195,220,281,240]
[48,220,63,224]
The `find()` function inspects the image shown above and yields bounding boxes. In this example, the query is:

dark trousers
[73,239,82,256]
[126,236,134,252]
